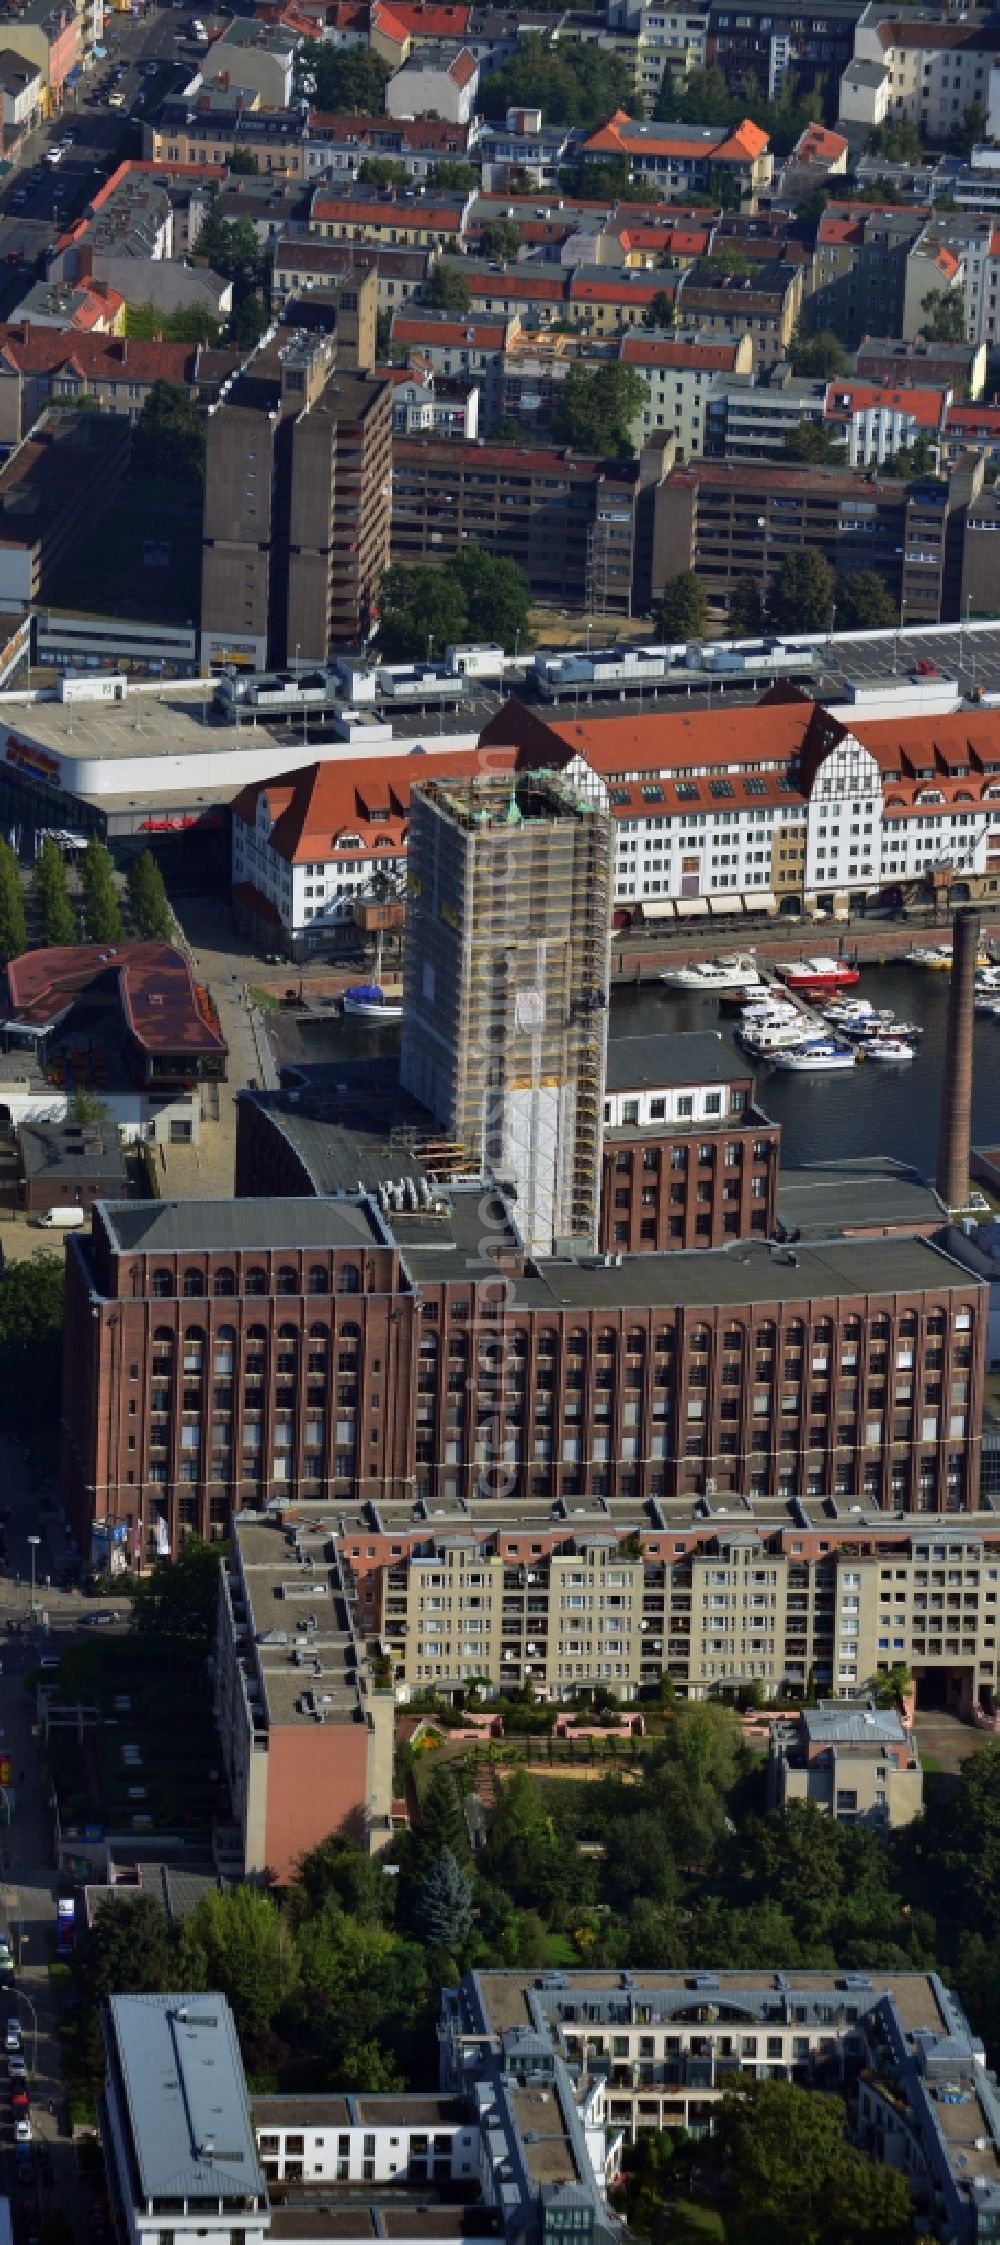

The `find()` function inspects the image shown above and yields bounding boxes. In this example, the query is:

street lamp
[26,1537,39,1620]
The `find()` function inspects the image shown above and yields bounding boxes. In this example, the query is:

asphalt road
[0,0,197,310]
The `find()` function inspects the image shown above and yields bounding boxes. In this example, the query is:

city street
[0,1,196,303]
[0,1432,121,2237]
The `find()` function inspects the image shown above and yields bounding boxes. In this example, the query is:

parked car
[13,2120,30,2143]
[10,2086,28,2110]
[83,1610,121,1627]
[5,2021,20,2053]
[8,2056,26,2079]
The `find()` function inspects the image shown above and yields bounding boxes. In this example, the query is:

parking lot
[827,621,1000,701]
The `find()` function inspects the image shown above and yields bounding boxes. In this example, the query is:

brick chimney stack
[936,905,980,1210]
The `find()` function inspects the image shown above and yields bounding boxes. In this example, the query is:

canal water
[282,964,1000,1180]
[612,963,999,1174]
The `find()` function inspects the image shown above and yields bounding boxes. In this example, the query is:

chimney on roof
[936,905,979,1212]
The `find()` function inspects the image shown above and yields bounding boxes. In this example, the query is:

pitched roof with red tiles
[0,322,198,384]
[620,335,743,370]
[791,121,848,165]
[307,110,468,148]
[384,0,469,30]
[391,313,509,347]
[446,46,477,84]
[231,747,510,863]
[583,111,768,163]
[568,273,665,304]
[824,380,948,431]
[310,195,467,228]
[947,404,1000,434]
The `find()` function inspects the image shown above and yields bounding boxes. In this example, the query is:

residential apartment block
[101,1994,268,2245]
[0,409,128,608]
[579,112,771,201]
[674,259,804,371]
[839,6,1000,145]
[390,438,645,610]
[201,330,391,668]
[620,331,752,457]
[654,456,980,622]
[216,1511,394,1877]
[486,691,1000,919]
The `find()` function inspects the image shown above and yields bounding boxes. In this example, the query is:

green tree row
[127,850,172,943]
[658,556,899,644]
[378,543,533,662]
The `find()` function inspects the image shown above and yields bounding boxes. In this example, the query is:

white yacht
[660,952,761,993]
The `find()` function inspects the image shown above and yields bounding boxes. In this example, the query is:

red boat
[775,955,860,994]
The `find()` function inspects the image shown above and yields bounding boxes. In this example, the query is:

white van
[36,1207,86,1229]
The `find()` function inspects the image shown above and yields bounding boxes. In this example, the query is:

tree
[415,1765,469,1871]
[178,1886,291,2039]
[882,430,942,480]
[228,147,259,176]
[728,575,765,637]
[32,836,76,949]
[951,100,987,158]
[425,265,471,313]
[418,1847,473,1952]
[449,543,533,651]
[133,380,205,485]
[357,157,407,188]
[130,1534,223,1651]
[299,42,391,114]
[378,562,469,662]
[230,292,269,352]
[782,419,847,464]
[479,218,522,263]
[125,303,222,345]
[920,287,965,343]
[558,154,660,204]
[75,1895,173,2005]
[80,835,123,946]
[715,2077,910,2245]
[836,570,897,630]
[127,849,172,941]
[643,288,675,330]
[478,36,639,128]
[432,160,479,192]
[767,548,835,634]
[653,64,734,126]
[551,361,646,457]
[657,571,709,640]
[0,838,25,964]
[868,117,923,163]
[0,1254,64,1416]
[789,326,851,379]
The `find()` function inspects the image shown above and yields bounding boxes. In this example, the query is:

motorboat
[859,1035,915,1062]
[976,964,1000,992]
[342,984,404,1019]
[660,952,761,992]
[775,956,860,994]
[977,995,1000,1018]
[736,1016,812,1053]
[770,1039,856,1072]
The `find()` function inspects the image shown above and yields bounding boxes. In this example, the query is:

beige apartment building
[367,1501,1000,1718]
[767,1701,924,1828]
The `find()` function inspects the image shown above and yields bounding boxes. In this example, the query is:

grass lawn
[663,2200,725,2243]
[49,473,203,626]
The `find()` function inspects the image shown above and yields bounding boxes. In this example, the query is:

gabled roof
[620,335,742,370]
[391,313,509,346]
[582,112,768,163]
[0,322,197,385]
[790,121,848,165]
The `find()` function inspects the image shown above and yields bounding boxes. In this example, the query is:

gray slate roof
[606,1030,746,1093]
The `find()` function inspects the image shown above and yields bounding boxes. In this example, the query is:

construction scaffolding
[400,771,612,1255]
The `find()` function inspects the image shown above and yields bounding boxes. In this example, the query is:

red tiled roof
[446,45,477,84]
[568,274,664,303]
[392,314,508,346]
[620,335,742,370]
[384,0,469,29]
[948,404,1000,432]
[583,112,767,163]
[307,110,468,148]
[0,322,198,384]
[232,747,511,863]
[792,122,848,164]
[310,196,465,226]
[824,380,947,431]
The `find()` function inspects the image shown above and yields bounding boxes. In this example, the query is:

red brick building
[599,1031,780,1252]
[60,1190,987,1564]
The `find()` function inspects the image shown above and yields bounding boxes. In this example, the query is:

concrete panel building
[202,328,391,668]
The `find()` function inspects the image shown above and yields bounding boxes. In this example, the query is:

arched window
[308,1322,328,1342]
[246,1266,267,1296]
[247,1323,267,1344]
[152,1268,172,1299]
[213,1267,235,1297]
[276,1266,296,1296]
[182,1270,205,1297]
[307,1264,330,1295]
[153,1325,173,1344]
[338,1264,361,1295]
[340,1321,360,1340]
[278,1323,298,1342]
